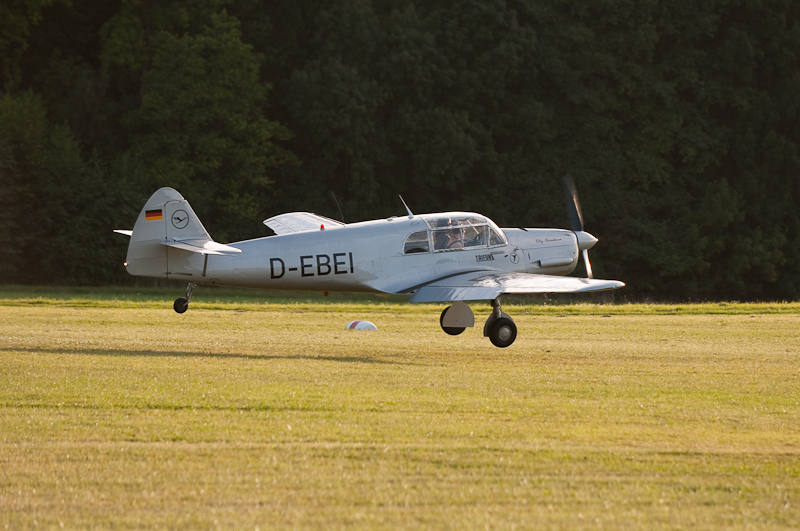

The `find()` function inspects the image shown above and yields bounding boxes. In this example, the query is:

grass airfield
[0,287,798,529]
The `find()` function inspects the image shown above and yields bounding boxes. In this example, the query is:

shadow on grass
[0,347,416,365]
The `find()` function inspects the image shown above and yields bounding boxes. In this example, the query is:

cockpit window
[421,214,507,252]
[427,215,486,228]
[403,230,430,254]
[489,226,505,246]
[412,212,508,254]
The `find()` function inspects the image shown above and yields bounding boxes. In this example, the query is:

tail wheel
[489,317,517,348]
[440,307,466,335]
[173,298,189,314]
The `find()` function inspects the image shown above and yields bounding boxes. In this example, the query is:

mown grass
[0,287,798,529]
[1,284,798,314]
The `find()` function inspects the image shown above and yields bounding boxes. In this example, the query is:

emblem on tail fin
[171,210,189,229]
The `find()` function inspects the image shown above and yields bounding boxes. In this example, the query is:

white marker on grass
[345,320,378,331]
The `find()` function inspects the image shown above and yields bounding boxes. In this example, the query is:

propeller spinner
[562,174,597,279]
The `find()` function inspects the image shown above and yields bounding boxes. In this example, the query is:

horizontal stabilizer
[264,212,345,235]
[405,271,624,303]
[161,238,242,256]
[114,230,133,236]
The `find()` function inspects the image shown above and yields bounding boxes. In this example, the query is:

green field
[1,287,798,529]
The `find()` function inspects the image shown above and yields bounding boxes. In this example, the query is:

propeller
[562,174,596,278]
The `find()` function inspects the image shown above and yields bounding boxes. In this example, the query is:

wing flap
[161,239,242,256]
[263,212,345,235]
[407,271,624,303]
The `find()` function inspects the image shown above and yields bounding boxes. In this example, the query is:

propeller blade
[562,173,584,233]
[563,174,594,278]
[582,249,593,279]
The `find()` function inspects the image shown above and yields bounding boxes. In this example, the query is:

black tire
[173,297,189,314]
[440,306,465,336]
[489,317,517,348]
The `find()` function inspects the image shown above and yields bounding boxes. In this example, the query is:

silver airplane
[116,179,623,347]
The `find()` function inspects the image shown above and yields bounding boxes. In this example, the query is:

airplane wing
[263,212,345,235]
[161,238,242,255]
[405,271,624,303]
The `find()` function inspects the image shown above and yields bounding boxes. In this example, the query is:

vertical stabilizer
[125,187,211,278]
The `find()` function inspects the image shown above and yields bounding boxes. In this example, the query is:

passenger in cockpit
[444,228,463,249]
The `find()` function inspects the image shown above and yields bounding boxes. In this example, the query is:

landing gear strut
[483,297,517,348]
[174,282,196,314]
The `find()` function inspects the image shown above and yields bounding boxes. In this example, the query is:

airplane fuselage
[161,214,582,295]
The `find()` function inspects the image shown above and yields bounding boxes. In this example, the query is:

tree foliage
[101,1,296,241]
[2,0,799,299]
[0,92,135,284]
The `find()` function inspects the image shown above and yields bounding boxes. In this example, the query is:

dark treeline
[1,0,798,300]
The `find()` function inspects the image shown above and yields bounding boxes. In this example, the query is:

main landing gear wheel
[440,306,466,336]
[484,296,517,348]
[488,317,517,348]
[174,282,196,314]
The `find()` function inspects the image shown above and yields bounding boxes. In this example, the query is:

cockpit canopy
[403,213,508,254]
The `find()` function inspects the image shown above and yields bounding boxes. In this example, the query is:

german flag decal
[145,209,163,221]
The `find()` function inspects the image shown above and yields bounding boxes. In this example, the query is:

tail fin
[125,187,239,279]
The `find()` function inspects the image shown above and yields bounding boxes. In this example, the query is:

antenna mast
[399,196,414,219]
